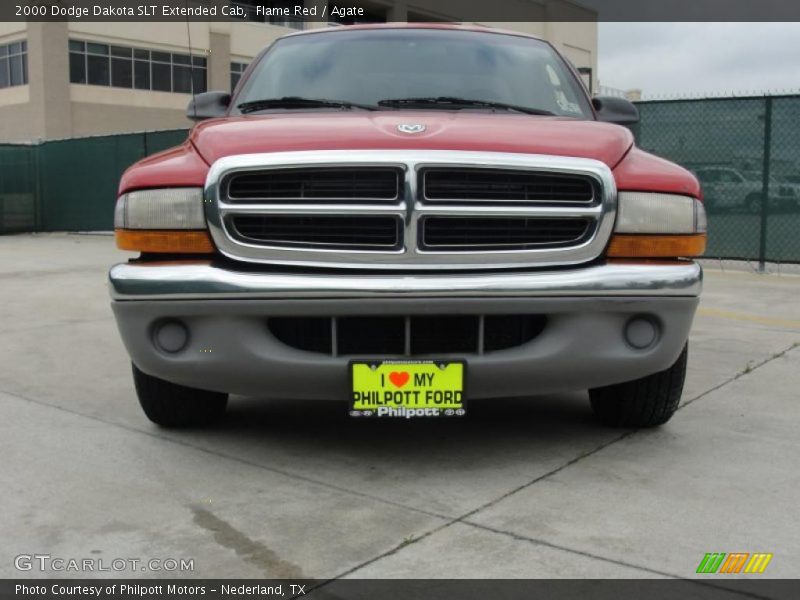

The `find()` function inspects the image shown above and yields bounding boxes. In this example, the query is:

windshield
[234,29,592,119]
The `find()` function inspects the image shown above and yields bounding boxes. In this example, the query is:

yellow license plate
[350,360,466,418]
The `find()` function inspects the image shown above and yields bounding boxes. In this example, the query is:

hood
[190,111,634,168]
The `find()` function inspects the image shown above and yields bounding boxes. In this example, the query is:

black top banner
[2,0,800,22]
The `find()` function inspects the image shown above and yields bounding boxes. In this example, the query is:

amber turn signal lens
[115,229,215,253]
[607,234,707,258]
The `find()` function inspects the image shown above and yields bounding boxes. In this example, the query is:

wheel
[589,345,688,428]
[132,364,228,428]
[745,194,763,215]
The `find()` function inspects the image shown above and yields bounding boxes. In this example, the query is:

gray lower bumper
[109,261,701,399]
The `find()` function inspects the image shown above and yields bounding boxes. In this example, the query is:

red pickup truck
[109,24,705,428]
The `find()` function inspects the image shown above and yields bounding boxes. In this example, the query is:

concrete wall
[69,103,193,136]
[0,22,26,40]
[0,85,29,108]
[208,31,232,92]
[70,91,195,136]
[0,102,33,143]
[26,22,73,140]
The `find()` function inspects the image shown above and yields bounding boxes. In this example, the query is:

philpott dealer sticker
[350,360,466,418]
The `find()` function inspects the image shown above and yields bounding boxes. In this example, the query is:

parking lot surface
[1,234,798,580]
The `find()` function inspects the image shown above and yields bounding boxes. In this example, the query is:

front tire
[589,345,688,428]
[132,364,228,428]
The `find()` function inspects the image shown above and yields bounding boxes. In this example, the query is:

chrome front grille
[230,214,402,250]
[422,168,596,204]
[205,150,617,270]
[419,216,594,251]
[224,167,402,203]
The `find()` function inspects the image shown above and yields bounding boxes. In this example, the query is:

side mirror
[186,91,231,121]
[592,96,639,125]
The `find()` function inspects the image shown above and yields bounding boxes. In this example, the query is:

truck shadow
[204,391,611,457]
[163,392,628,516]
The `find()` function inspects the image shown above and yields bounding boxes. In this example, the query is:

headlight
[608,192,707,258]
[114,187,206,229]
[615,192,706,234]
[114,187,214,253]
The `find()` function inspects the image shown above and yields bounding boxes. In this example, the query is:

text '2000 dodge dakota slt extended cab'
[109,24,705,428]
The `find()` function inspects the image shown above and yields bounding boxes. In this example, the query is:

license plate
[350,360,466,418]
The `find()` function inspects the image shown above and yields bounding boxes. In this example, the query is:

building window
[230,61,248,91]
[69,40,207,94]
[0,40,28,89]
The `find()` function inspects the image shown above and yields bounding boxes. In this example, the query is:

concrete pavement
[0,233,798,581]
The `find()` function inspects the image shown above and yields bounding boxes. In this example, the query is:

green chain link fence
[0,143,37,234]
[631,95,800,264]
[1,95,799,263]
[0,129,188,234]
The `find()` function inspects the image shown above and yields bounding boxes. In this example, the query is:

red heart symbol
[389,371,410,388]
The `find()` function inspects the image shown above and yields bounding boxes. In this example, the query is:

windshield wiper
[377,96,554,116]
[237,96,379,113]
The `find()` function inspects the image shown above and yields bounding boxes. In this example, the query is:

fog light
[155,320,189,353]
[625,317,659,349]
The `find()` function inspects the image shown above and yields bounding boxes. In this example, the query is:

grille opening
[423,168,595,204]
[267,315,547,356]
[484,315,547,352]
[269,317,331,354]
[226,168,401,202]
[411,316,479,354]
[337,317,405,355]
[421,216,593,251]
[231,215,402,250]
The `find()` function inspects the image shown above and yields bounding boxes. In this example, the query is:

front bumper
[109,261,701,399]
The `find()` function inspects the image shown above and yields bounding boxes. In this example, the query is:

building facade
[0,1,597,142]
